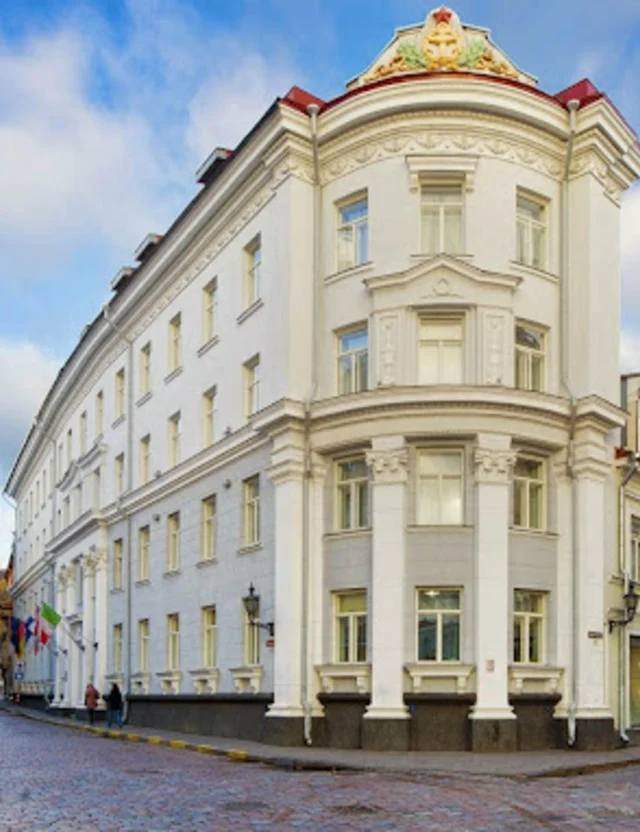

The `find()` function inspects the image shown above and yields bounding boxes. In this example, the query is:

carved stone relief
[366,447,409,485]
[484,313,506,385]
[378,314,400,386]
[473,447,517,484]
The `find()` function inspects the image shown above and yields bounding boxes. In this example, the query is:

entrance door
[630,637,640,726]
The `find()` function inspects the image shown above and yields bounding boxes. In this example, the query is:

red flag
[34,605,41,656]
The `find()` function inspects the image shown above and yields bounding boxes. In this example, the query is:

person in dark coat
[105,682,123,729]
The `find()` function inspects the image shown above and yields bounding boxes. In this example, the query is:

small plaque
[265,638,275,648]
[588,630,604,640]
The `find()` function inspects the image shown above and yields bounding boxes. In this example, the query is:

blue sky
[1,0,640,562]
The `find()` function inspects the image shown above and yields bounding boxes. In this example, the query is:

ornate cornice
[366,447,409,484]
[474,447,517,484]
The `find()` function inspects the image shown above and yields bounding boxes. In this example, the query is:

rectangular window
[336,458,370,530]
[417,451,463,525]
[115,368,125,419]
[113,623,123,673]
[93,468,101,510]
[113,538,124,590]
[421,183,464,254]
[42,470,46,507]
[167,512,180,571]
[202,606,217,667]
[244,235,262,308]
[516,193,546,269]
[138,525,150,581]
[66,429,73,467]
[513,457,545,530]
[337,195,368,271]
[515,323,545,393]
[75,560,83,610]
[337,327,368,394]
[417,589,461,662]
[243,475,260,546]
[57,443,63,479]
[168,313,182,372]
[419,318,463,385]
[168,412,181,467]
[79,411,87,455]
[202,387,217,447]
[140,342,152,397]
[96,390,104,436]
[167,613,180,670]
[114,453,125,496]
[138,619,149,672]
[139,434,151,485]
[334,591,367,663]
[513,591,545,664]
[244,355,260,418]
[201,495,217,561]
[75,483,83,518]
[244,607,260,666]
[202,278,218,343]
[631,518,640,583]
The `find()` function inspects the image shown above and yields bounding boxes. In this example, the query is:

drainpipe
[560,98,579,746]
[300,102,321,745]
[102,304,134,721]
[618,458,639,743]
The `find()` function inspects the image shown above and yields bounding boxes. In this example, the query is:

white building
[5,6,640,751]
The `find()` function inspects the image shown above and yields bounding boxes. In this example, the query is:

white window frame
[201,495,217,561]
[335,457,370,531]
[202,278,218,343]
[336,193,368,272]
[139,434,151,485]
[334,591,368,664]
[79,411,87,455]
[168,313,182,372]
[243,475,260,546]
[113,538,123,591]
[244,355,260,419]
[202,387,217,448]
[93,468,101,510]
[336,325,368,394]
[631,518,640,582]
[138,525,150,581]
[516,191,547,270]
[66,429,73,468]
[167,512,180,571]
[114,453,125,497]
[138,618,149,672]
[96,390,104,436]
[167,613,180,670]
[515,322,546,393]
[420,180,464,255]
[140,342,152,397]
[168,412,181,467]
[115,369,125,419]
[113,623,123,673]
[202,606,217,668]
[243,607,260,666]
[513,590,546,665]
[416,450,464,526]
[512,455,546,531]
[244,235,262,308]
[418,316,464,385]
[416,588,462,663]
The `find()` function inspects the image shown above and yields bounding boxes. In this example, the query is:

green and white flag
[41,602,61,628]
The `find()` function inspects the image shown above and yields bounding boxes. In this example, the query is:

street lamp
[242,584,274,637]
[609,582,640,632]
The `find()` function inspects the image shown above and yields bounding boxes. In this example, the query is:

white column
[552,457,573,719]
[82,556,96,685]
[364,436,409,721]
[307,453,326,718]
[54,573,66,705]
[93,549,108,698]
[470,434,516,730]
[266,430,305,719]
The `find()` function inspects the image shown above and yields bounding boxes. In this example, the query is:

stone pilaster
[363,436,410,751]
[54,568,68,706]
[552,457,573,725]
[470,434,517,752]
[307,454,327,721]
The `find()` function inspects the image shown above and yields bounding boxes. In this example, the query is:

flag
[41,602,61,628]
[10,617,21,658]
[34,606,40,655]
[24,617,34,646]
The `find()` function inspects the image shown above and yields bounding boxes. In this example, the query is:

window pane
[515,458,542,479]
[442,344,462,383]
[531,355,543,392]
[356,615,367,662]
[340,329,368,353]
[421,206,440,254]
[515,350,528,388]
[529,483,543,529]
[441,477,462,524]
[513,616,523,662]
[422,321,462,341]
[516,218,527,262]
[516,325,543,351]
[356,221,368,265]
[339,460,367,481]
[338,593,366,614]
[513,480,525,526]
[339,486,352,529]
[358,482,370,528]
[442,615,460,661]
[338,617,350,662]
[340,199,367,224]
[337,227,353,270]
[418,477,439,525]
[338,355,353,394]
[529,617,542,663]
[517,196,543,221]
[443,205,462,253]
[419,344,439,384]
[357,351,368,391]
[531,226,544,268]
[418,615,437,660]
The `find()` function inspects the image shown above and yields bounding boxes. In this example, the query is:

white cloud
[621,330,640,375]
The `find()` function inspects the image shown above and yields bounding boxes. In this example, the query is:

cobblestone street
[1,712,640,830]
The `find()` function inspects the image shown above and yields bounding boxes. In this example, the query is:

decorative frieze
[474,447,516,484]
[366,447,409,485]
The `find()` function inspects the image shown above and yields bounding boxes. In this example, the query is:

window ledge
[105,672,125,687]
[163,569,182,579]
[324,261,374,286]
[237,543,262,556]
[135,578,151,587]
[509,665,563,695]
[509,260,558,283]
[164,366,183,385]
[197,335,220,357]
[156,670,182,695]
[136,392,152,408]
[109,588,124,595]
[131,672,151,695]
[509,528,557,540]
[316,663,371,694]
[196,557,218,568]
[404,662,475,693]
[111,415,126,429]
[324,529,372,541]
[189,668,220,694]
[229,666,263,694]
[237,298,264,325]
[410,252,474,262]
[407,524,473,534]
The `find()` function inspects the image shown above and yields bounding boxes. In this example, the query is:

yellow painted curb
[227,749,248,761]
[195,744,215,754]
[108,730,121,738]
[126,733,140,741]
[147,736,163,745]
[169,739,187,749]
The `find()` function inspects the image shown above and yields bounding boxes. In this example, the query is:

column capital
[366,447,409,485]
[474,447,517,485]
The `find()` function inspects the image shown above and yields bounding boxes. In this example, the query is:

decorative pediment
[349,7,536,90]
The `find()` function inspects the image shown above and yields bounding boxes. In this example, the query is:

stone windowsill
[104,672,125,686]
[509,665,563,695]
[407,524,473,534]
[509,528,558,541]
[156,670,182,695]
[135,578,151,587]
[164,366,183,385]
[130,672,151,695]
[237,543,262,556]
[509,259,558,283]
[109,588,125,595]
[111,414,126,429]
[404,662,475,693]
[229,666,263,694]
[236,298,264,325]
[136,392,152,408]
[323,528,372,542]
[197,335,220,357]
[189,667,220,694]
[324,261,374,286]
[196,557,218,568]
[163,569,182,579]
[409,252,474,262]
[316,663,371,694]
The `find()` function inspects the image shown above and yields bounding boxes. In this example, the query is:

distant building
[4,6,640,750]
[0,552,14,696]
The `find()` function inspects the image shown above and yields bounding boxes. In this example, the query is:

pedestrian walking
[105,682,123,729]
[84,682,100,725]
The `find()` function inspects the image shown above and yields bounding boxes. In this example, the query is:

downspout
[618,459,638,743]
[102,304,134,721]
[560,98,579,746]
[301,102,321,745]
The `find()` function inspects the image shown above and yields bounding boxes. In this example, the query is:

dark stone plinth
[405,693,475,751]
[362,717,410,751]
[317,693,369,749]
[509,694,562,750]
[573,717,617,751]
[470,717,517,752]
